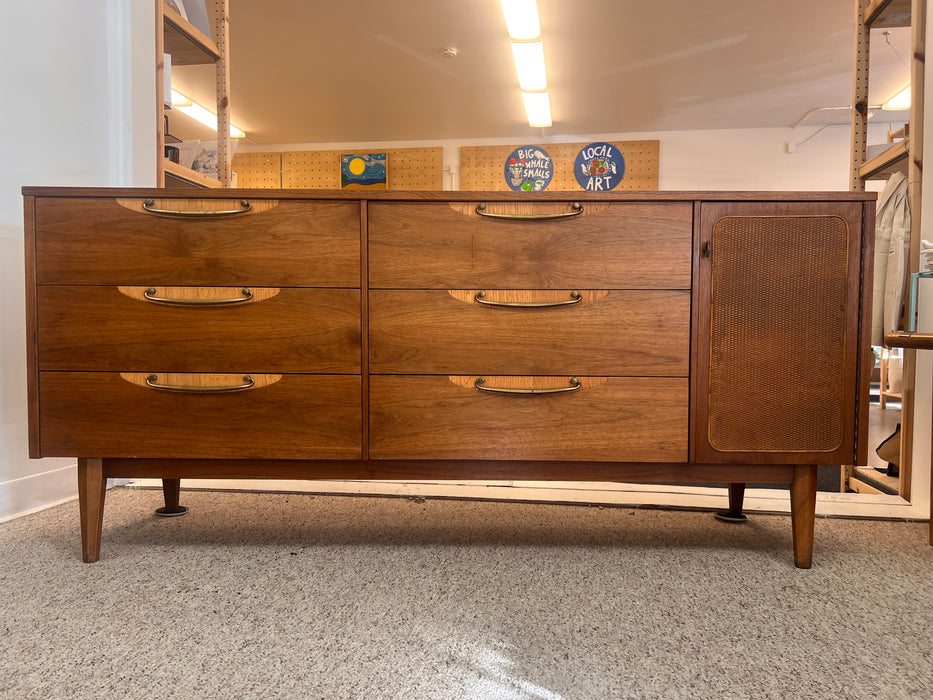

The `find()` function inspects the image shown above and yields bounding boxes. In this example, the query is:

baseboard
[0,462,78,523]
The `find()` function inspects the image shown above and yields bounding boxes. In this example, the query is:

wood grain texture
[40,373,362,459]
[35,198,361,286]
[101,458,796,484]
[369,289,690,375]
[77,458,106,563]
[693,202,867,465]
[790,465,818,569]
[370,376,688,462]
[23,195,40,457]
[369,201,693,288]
[22,186,877,202]
[37,287,361,373]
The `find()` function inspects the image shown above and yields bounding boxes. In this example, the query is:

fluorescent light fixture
[510,41,547,91]
[882,85,911,110]
[522,91,552,127]
[500,0,540,40]
[170,89,246,138]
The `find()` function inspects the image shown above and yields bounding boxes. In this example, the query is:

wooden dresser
[22,188,876,567]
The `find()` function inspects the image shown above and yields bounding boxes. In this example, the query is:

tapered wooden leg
[714,483,748,522]
[790,465,818,569]
[77,458,106,563]
[155,478,188,517]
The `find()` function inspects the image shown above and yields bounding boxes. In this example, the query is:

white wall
[0,1,154,522]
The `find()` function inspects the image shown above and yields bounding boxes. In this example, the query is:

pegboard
[460,141,659,191]
[282,147,443,190]
[231,152,282,188]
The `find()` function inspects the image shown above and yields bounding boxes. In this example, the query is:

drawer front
[369,201,693,288]
[38,373,361,459]
[35,198,361,286]
[370,375,688,462]
[37,287,361,373]
[370,290,689,375]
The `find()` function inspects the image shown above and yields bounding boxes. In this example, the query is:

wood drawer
[369,201,692,288]
[37,287,361,373]
[370,290,689,375]
[38,373,361,459]
[35,198,360,286]
[370,375,688,462]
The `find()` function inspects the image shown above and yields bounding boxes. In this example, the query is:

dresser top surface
[22,187,877,202]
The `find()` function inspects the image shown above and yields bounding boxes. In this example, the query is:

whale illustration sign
[504,146,553,191]
[574,142,625,191]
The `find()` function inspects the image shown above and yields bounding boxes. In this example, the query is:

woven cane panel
[460,141,659,191]
[708,215,849,452]
[231,152,282,188]
[282,148,442,190]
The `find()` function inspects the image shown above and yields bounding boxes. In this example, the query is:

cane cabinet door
[694,201,872,465]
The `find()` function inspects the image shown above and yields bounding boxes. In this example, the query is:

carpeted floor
[2,487,933,699]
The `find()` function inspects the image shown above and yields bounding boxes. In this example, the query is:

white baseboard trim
[0,463,78,524]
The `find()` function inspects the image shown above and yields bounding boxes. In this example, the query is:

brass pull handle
[474,377,581,394]
[474,290,582,307]
[142,199,252,216]
[475,202,583,220]
[143,287,253,305]
[145,374,255,393]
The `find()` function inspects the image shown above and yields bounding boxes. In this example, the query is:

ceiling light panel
[500,0,541,40]
[511,41,547,91]
[522,91,552,127]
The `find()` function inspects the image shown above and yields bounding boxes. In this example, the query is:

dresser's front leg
[790,465,818,569]
[77,458,106,563]
[155,478,188,517]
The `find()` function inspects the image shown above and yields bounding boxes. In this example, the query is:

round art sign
[574,142,625,191]
[504,146,553,191]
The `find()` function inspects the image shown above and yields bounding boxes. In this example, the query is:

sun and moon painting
[340,153,388,189]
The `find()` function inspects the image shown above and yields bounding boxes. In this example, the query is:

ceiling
[169,0,913,146]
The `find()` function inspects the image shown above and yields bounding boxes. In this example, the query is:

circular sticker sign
[504,146,553,191]
[574,142,625,191]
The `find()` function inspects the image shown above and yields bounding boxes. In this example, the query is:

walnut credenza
[22,188,876,567]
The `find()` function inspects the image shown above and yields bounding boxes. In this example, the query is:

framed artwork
[503,146,553,191]
[574,142,626,191]
[341,153,388,189]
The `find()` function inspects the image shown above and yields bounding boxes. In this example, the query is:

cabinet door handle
[474,377,581,394]
[474,290,582,307]
[144,287,253,305]
[475,202,583,219]
[142,199,252,216]
[145,374,255,393]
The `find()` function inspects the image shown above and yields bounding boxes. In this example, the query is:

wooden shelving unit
[849,0,926,501]
[156,0,231,188]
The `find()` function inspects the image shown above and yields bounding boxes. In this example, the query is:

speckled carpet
[2,487,932,699]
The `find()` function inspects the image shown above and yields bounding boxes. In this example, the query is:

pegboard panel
[460,141,659,191]
[231,152,282,188]
[282,147,443,190]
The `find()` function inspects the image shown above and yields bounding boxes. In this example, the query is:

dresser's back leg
[77,458,106,563]
[714,482,748,523]
[155,478,189,517]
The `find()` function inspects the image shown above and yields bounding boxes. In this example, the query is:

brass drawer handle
[475,202,583,220]
[474,377,581,394]
[144,287,253,305]
[145,374,255,392]
[142,199,252,216]
[474,290,582,307]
